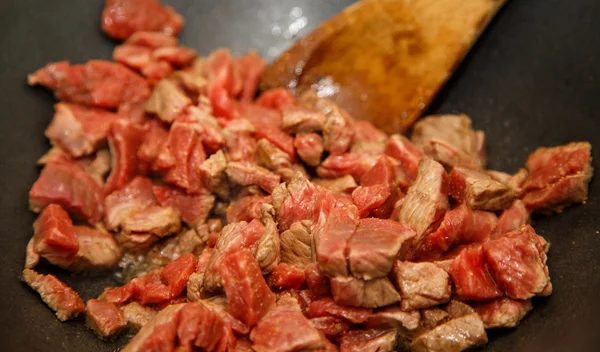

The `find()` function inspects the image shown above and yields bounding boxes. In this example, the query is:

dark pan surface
[1,0,599,351]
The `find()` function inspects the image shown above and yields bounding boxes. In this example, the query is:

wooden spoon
[259,0,507,134]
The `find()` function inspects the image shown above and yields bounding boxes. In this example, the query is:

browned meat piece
[186,248,214,301]
[255,138,303,182]
[348,219,416,280]
[219,248,276,326]
[250,296,330,352]
[384,134,424,180]
[105,120,145,195]
[508,168,529,194]
[445,300,475,319]
[316,206,359,277]
[339,329,398,352]
[254,204,281,274]
[144,79,191,122]
[45,103,121,158]
[493,200,529,237]
[72,226,122,270]
[449,166,515,211]
[411,114,486,169]
[226,161,281,193]
[153,185,215,226]
[281,105,326,133]
[29,158,104,224]
[309,316,352,338]
[295,132,324,166]
[410,313,488,352]
[394,261,451,310]
[121,205,181,237]
[313,175,358,193]
[366,307,421,331]
[222,119,258,162]
[299,91,355,155]
[86,299,127,339]
[473,297,532,328]
[104,177,157,231]
[307,296,372,323]
[412,204,497,261]
[398,158,449,240]
[330,276,400,308]
[420,307,450,331]
[521,142,593,213]
[198,150,229,198]
[21,269,84,321]
[25,238,40,269]
[120,302,157,330]
[101,0,183,40]
[85,149,112,184]
[483,225,550,299]
[147,228,205,266]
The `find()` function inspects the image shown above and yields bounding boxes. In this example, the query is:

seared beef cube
[279,220,314,269]
[226,161,281,193]
[73,226,122,270]
[394,261,451,310]
[450,246,503,301]
[29,158,104,224]
[295,133,324,166]
[120,302,156,330]
[105,120,145,195]
[473,297,532,328]
[254,204,281,274]
[227,195,271,223]
[86,299,127,339]
[104,177,156,230]
[250,296,329,352]
[309,316,352,338]
[413,204,497,261]
[521,142,593,213]
[339,329,398,352]
[30,204,79,269]
[281,105,326,134]
[316,206,359,277]
[307,297,372,324]
[186,248,214,301]
[256,138,302,182]
[384,134,424,180]
[144,79,191,122]
[366,306,421,331]
[445,300,475,319]
[121,205,181,237]
[411,114,486,169]
[483,225,550,299]
[330,276,401,308]
[398,158,449,240]
[199,150,229,198]
[449,166,515,211]
[348,219,415,280]
[21,269,84,321]
[410,313,488,352]
[101,0,183,40]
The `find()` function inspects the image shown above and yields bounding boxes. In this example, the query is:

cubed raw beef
[317,152,379,181]
[281,106,326,134]
[313,175,358,194]
[309,316,351,338]
[410,313,488,352]
[226,195,271,223]
[365,306,421,331]
[295,132,324,166]
[101,0,183,40]
[269,263,306,290]
[449,166,515,211]
[394,261,451,310]
[308,297,372,323]
[492,200,529,237]
[120,302,157,330]
[86,299,127,339]
[384,134,424,180]
[339,329,398,352]
[316,206,359,277]
[104,176,156,230]
[304,262,331,298]
[153,185,215,226]
[21,269,85,321]
[256,87,296,110]
[236,50,266,102]
[450,245,503,301]
[473,297,533,328]
[330,276,401,308]
[105,120,145,194]
[30,204,79,269]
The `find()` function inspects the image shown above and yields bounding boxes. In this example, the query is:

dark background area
[1,0,599,351]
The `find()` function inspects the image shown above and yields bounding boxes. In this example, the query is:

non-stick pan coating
[0,1,599,351]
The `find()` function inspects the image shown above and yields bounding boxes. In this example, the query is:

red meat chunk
[137,120,169,174]
[105,120,145,194]
[304,263,331,298]
[482,225,550,299]
[45,103,122,158]
[31,204,79,269]
[384,134,424,180]
[269,263,306,290]
[449,166,515,211]
[492,200,529,237]
[28,60,149,111]
[317,152,379,181]
[226,195,271,223]
[316,206,359,277]
[236,50,266,102]
[86,299,127,339]
[449,246,503,301]
[412,204,498,261]
[21,269,85,322]
[295,133,324,167]
[339,329,398,352]
[104,176,156,230]
[101,0,183,40]
[256,88,296,110]
[225,162,281,194]
[281,106,326,134]
[29,159,104,224]
[153,185,215,226]
[250,296,329,352]
[307,297,372,324]
[309,316,352,338]
[219,248,276,326]
[473,297,533,328]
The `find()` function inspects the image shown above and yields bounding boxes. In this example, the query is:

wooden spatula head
[260,0,507,133]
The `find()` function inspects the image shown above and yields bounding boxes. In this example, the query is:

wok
[0,0,599,351]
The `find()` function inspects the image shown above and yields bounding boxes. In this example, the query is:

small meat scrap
[102,0,184,40]
[295,132,324,166]
[384,134,424,180]
[121,205,181,237]
[250,296,329,352]
[348,219,416,280]
[226,195,271,223]
[269,262,306,290]
[225,161,281,194]
[105,120,145,195]
[317,152,379,181]
[28,60,149,111]
[309,316,352,338]
[445,300,476,319]
[281,105,326,134]
[330,276,401,308]
[313,175,358,194]
[450,246,503,301]
[153,185,215,226]
[104,176,156,231]
[410,313,488,352]
[398,158,449,240]
[120,302,157,330]
[482,225,550,299]
[316,206,359,277]
[393,261,451,310]
[199,149,229,197]
[21,269,84,322]
[86,299,127,339]
[308,297,372,324]
[473,297,533,328]
[256,87,296,110]
[412,204,497,261]
[45,103,121,158]
[305,263,331,298]
[521,142,593,213]
[72,226,122,270]
[219,248,276,326]
[365,306,421,331]
[449,166,516,211]
[29,158,104,224]
[254,204,281,274]
[144,79,191,122]
[411,114,486,169]
[493,200,529,237]
[255,138,302,182]
[339,329,398,352]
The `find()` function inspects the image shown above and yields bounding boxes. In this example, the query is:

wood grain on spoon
[260,0,507,134]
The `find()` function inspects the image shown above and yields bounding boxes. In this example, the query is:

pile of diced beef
[21,0,594,351]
